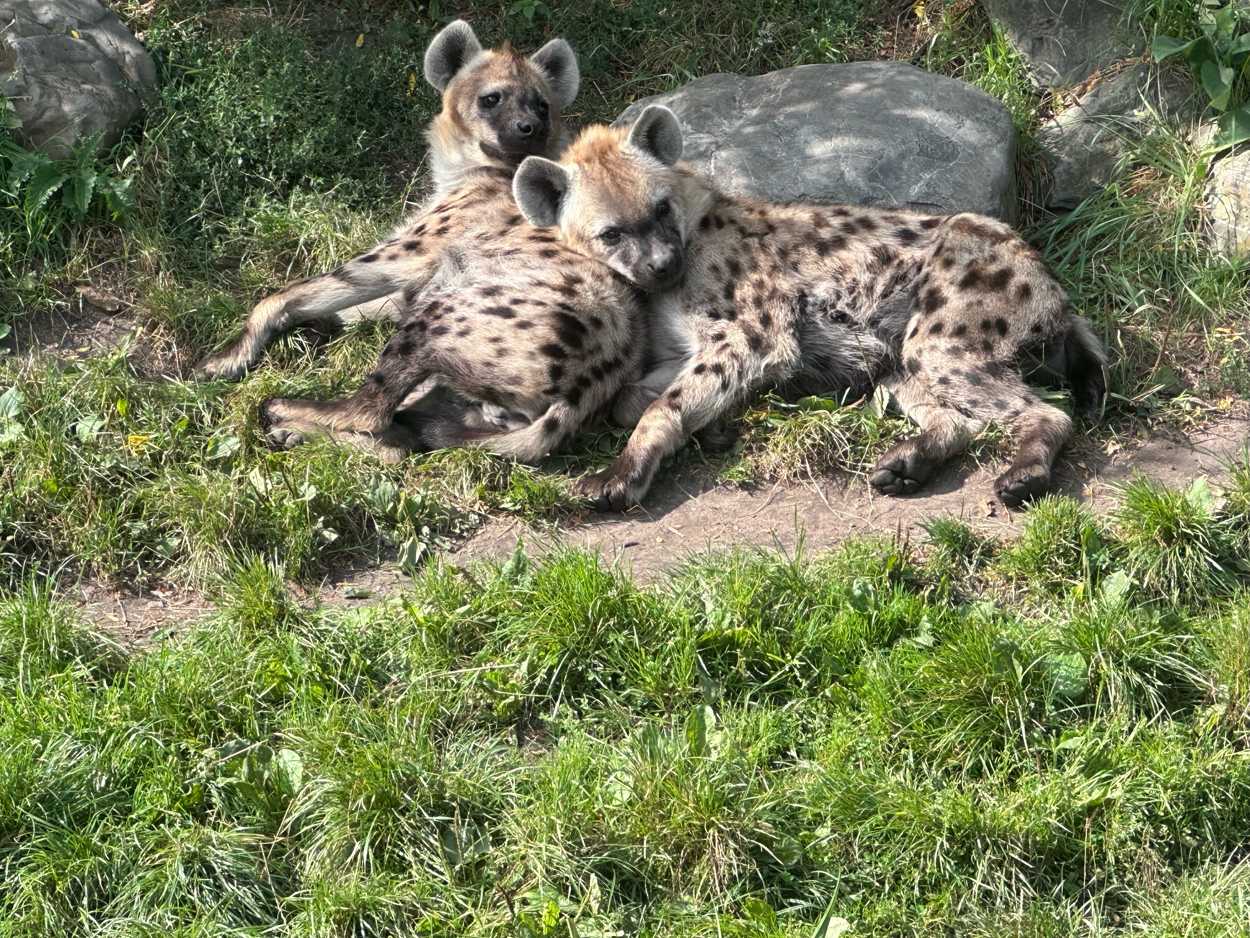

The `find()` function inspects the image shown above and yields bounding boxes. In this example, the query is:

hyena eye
[599,228,622,245]
[536,99,549,117]
[478,92,501,109]
[654,200,671,220]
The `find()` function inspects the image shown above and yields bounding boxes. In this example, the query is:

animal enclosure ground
[2,0,1250,934]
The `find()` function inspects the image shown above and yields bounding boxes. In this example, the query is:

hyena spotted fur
[195,19,581,380]
[257,240,647,464]
[513,106,1108,510]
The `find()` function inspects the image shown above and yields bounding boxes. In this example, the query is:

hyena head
[424,20,580,184]
[513,105,691,293]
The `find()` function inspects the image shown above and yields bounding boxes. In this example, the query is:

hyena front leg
[262,411,423,464]
[196,244,434,380]
[579,327,789,510]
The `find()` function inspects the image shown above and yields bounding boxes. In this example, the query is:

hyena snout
[634,240,685,292]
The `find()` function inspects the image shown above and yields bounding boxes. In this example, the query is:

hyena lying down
[195,19,581,381]
[257,239,647,463]
[513,106,1108,510]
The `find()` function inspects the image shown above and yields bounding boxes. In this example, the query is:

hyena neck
[675,168,728,239]
[425,118,568,197]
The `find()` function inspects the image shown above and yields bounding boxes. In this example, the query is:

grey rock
[1039,63,1200,209]
[981,0,1143,88]
[1206,150,1250,255]
[616,62,1018,221]
[0,0,157,158]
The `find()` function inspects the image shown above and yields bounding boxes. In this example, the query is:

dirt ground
[449,415,1250,582]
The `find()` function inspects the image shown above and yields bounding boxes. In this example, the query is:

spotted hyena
[513,106,1108,510]
[256,240,647,464]
[195,19,581,380]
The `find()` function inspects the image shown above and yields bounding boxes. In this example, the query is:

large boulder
[1206,150,1250,256]
[616,62,1018,221]
[1039,63,1200,209]
[980,0,1143,89]
[0,0,157,158]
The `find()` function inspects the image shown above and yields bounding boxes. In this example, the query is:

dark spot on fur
[966,371,984,387]
[430,324,450,337]
[905,356,921,375]
[555,312,588,350]
[483,305,516,319]
[986,267,1012,291]
[710,362,726,376]
[994,317,1008,337]
[1016,281,1033,301]
[922,289,946,314]
[723,282,735,302]
[515,320,534,330]
[980,319,993,332]
[959,267,983,290]
[543,416,560,434]
[951,323,968,338]
[816,235,848,257]
[403,239,422,252]
[871,244,898,268]
[937,375,950,386]
[981,339,993,352]
[895,228,918,244]
[699,215,711,230]
[548,363,564,382]
[369,373,384,386]
[919,217,941,229]
[694,363,706,374]
[539,248,559,260]
[929,321,944,336]
[481,286,503,298]
[539,342,566,360]
[565,386,583,407]
[1030,323,1044,334]
[711,331,726,342]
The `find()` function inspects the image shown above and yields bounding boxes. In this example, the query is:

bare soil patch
[452,415,1250,582]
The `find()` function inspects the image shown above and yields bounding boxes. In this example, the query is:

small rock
[616,62,1018,221]
[0,0,158,158]
[1039,63,1200,210]
[981,0,1143,89]
[1206,149,1250,255]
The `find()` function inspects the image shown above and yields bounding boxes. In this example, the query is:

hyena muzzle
[513,106,1108,510]
[195,19,580,381]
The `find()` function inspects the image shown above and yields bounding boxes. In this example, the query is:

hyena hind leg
[871,365,1072,507]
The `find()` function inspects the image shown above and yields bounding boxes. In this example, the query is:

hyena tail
[408,401,573,464]
[1064,316,1109,421]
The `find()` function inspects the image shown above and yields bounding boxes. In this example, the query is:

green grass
[5,499,1250,935]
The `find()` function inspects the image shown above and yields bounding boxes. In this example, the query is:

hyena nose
[515,120,535,137]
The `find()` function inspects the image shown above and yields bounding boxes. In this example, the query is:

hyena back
[514,106,1108,509]
[195,19,580,380]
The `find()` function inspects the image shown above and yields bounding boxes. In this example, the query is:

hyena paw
[194,348,248,381]
[257,398,304,450]
[869,444,938,496]
[575,466,644,512]
[993,462,1052,508]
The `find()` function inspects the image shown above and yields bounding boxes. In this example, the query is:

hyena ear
[627,105,683,166]
[424,20,482,92]
[529,38,580,109]
[514,156,571,228]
